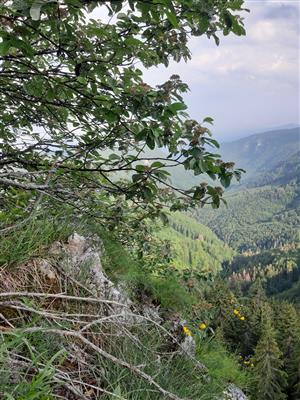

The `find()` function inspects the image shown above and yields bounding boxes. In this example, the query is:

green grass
[0,332,65,400]
[0,215,74,267]
[197,339,249,392]
[93,332,244,400]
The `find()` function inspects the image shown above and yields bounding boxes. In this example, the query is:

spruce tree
[290,344,300,400]
[274,302,300,399]
[252,307,287,400]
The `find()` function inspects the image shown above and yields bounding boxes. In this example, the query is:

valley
[175,127,300,303]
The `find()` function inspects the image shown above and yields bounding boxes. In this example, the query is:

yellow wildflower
[183,326,192,336]
[240,316,245,321]
[199,323,207,330]
[233,309,240,316]
[251,363,254,368]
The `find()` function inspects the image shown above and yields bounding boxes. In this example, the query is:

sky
[143,0,300,141]
[91,1,300,142]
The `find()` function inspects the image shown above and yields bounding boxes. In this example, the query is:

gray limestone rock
[222,384,248,400]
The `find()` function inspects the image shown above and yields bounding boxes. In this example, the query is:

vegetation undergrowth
[0,213,250,400]
[0,212,299,400]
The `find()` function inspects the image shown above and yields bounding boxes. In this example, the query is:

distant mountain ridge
[220,127,299,182]
[246,151,300,188]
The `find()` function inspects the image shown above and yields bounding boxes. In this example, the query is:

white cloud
[250,20,277,41]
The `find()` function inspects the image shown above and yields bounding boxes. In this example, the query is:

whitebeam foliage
[0,0,247,229]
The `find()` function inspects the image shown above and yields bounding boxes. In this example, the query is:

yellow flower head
[199,323,207,330]
[251,363,254,368]
[233,309,240,316]
[240,316,245,321]
[183,326,192,336]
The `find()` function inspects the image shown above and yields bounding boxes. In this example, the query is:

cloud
[263,3,299,20]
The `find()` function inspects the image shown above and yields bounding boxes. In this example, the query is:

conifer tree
[290,344,300,400]
[245,280,268,351]
[274,302,300,399]
[252,307,287,400]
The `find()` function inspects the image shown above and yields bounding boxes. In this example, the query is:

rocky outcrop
[180,335,196,358]
[48,232,162,324]
[222,384,248,400]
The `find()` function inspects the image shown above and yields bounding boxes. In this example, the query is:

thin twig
[0,292,130,308]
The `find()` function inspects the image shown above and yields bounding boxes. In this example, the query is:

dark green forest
[193,181,299,252]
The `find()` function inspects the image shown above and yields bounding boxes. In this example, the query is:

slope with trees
[156,211,234,273]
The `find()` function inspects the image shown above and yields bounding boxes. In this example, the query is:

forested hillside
[156,212,234,272]
[247,151,300,188]
[225,247,300,296]
[193,182,299,252]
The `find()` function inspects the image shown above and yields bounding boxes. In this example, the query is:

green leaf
[8,37,34,56]
[135,164,146,172]
[46,86,55,101]
[146,135,155,150]
[204,138,220,148]
[220,174,231,188]
[30,1,43,20]
[132,174,142,183]
[142,186,154,201]
[168,102,187,113]
[203,117,214,125]
[197,16,210,35]
[104,111,119,123]
[77,77,87,84]
[0,41,11,56]
[109,153,120,160]
[113,385,122,396]
[151,161,165,168]
[223,11,233,29]
[213,34,220,46]
[166,11,179,28]
[232,19,246,36]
